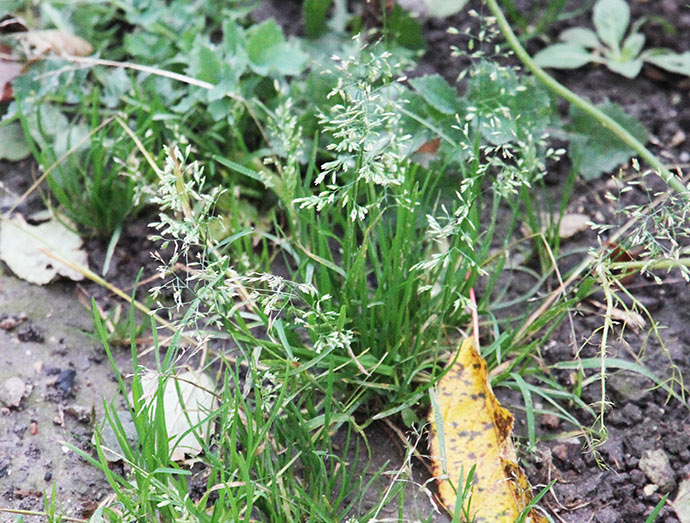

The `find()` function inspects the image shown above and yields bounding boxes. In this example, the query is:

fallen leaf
[12,29,93,57]
[428,337,546,521]
[558,213,590,239]
[414,137,441,155]
[140,369,217,461]
[0,213,88,285]
[587,299,646,332]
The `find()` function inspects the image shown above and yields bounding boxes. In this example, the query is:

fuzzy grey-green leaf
[593,0,630,52]
[559,27,600,49]
[0,122,31,161]
[621,33,645,61]
[534,43,594,69]
[642,50,690,77]
[606,58,642,78]
[409,74,460,115]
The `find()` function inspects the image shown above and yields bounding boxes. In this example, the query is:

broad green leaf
[0,122,31,161]
[100,68,132,109]
[191,45,222,84]
[388,5,426,51]
[422,0,469,18]
[467,62,553,145]
[53,123,90,157]
[28,104,68,137]
[428,337,547,520]
[247,19,307,76]
[534,43,594,69]
[559,27,601,49]
[409,74,460,115]
[642,50,690,77]
[606,57,642,78]
[568,102,647,180]
[593,0,629,52]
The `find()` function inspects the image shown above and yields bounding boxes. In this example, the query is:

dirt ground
[1,0,690,521]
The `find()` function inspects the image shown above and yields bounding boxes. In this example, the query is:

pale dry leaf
[558,213,590,239]
[587,299,646,332]
[0,214,88,285]
[13,29,93,57]
[140,369,217,461]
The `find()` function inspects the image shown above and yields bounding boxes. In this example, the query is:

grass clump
[2,1,688,521]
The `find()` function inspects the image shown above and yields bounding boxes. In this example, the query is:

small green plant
[534,0,690,78]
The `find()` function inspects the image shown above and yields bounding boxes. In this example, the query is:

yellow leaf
[428,337,547,522]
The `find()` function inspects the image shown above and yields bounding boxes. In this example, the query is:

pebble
[54,369,76,394]
[639,448,676,493]
[0,377,27,408]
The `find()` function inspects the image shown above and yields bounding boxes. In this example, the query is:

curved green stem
[484,0,689,200]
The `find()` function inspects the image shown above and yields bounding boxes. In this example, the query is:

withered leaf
[12,30,93,57]
[428,337,546,522]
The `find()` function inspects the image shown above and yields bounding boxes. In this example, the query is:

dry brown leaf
[428,337,546,521]
[13,29,93,57]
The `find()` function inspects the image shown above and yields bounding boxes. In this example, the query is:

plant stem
[483,0,689,200]
[609,257,690,271]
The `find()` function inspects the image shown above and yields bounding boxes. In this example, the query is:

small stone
[54,369,76,394]
[639,448,676,493]
[0,377,26,407]
[643,484,658,497]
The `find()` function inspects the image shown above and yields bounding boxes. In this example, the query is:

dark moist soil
[1,1,690,522]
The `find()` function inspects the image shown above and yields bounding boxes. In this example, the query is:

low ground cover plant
[0,0,689,521]
[534,0,690,79]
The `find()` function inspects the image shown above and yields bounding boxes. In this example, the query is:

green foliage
[535,0,690,78]
[8,0,683,520]
[0,121,31,161]
[303,0,333,39]
[567,101,648,180]
[246,19,308,76]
